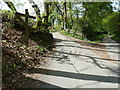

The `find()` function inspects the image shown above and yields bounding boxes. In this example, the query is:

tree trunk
[25,9,29,46]
[44,2,49,23]
[28,0,42,29]
[3,0,28,28]
[3,0,27,28]
[64,1,67,31]
[69,2,73,29]
[3,1,17,12]
[76,8,79,19]
[44,2,50,31]
[62,16,64,30]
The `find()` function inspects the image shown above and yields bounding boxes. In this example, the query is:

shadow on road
[17,77,67,89]
[53,50,119,62]
[51,50,119,74]
[17,36,119,89]
[54,38,120,54]
[56,44,120,54]
[27,68,119,84]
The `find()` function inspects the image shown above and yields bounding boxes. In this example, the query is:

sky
[0,0,119,16]
[0,0,44,16]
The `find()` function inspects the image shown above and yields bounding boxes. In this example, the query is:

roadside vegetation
[49,2,119,43]
[1,1,53,89]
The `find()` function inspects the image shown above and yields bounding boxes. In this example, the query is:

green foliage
[54,24,62,30]
[37,45,46,54]
[82,2,112,21]
[59,30,101,43]
[59,30,82,40]
[48,2,119,42]
[102,12,120,42]
[1,10,15,27]
[72,18,83,33]
[79,2,113,41]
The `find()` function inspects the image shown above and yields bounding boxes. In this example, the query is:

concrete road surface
[20,32,119,88]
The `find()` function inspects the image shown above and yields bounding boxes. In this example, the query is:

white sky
[0,0,44,16]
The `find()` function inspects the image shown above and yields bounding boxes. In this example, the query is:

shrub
[102,12,120,42]
[1,10,15,28]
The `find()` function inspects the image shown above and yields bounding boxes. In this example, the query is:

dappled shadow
[56,44,120,54]
[53,50,119,62]
[88,56,118,73]
[106,44,120,48]
[103,42,118,43]
[108,45,120,48]
[54,38,72,43]
[56,55,70,64]
[27,68,119,84]
[50,50,119,74]
[54,38,120,54]
[47,55,118,74]
[50,37,119,75]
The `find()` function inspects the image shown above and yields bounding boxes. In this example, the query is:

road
[20,32,119,88]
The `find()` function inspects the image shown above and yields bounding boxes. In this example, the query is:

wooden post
[25,9,29,46]
[15,10,36,46]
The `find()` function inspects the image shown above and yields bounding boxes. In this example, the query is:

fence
[15,9,36,46]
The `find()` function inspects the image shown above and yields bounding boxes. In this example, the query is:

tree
[63,1,67,30]
[3,0,17,12]
[28,0,42,29]
[81,2,113,40]
[82,2,112,26]
[52,2,68,31]
[102,12,120,40]
[3,0,31,45]
[44,1,49,23]
[43,1,50,30]
[68,2,73,29]
[54,2,64,29]
[3,0,28,29]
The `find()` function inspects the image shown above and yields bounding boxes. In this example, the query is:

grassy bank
[59,30,102,43]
